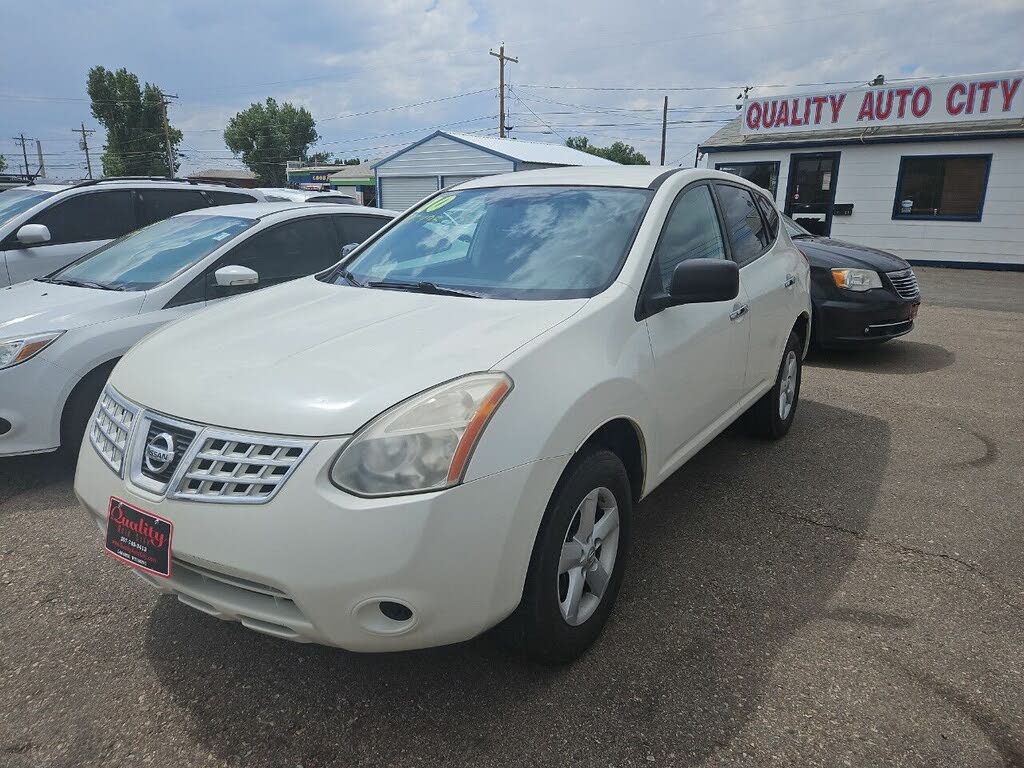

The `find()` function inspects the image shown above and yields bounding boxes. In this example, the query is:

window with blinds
[893,154,991,221]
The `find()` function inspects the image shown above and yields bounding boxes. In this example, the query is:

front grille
[886,268,921,300]
[139,420,197,483]
[90,389,139,474]
[171,432,313,503]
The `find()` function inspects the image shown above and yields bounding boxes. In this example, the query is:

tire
[501,448,632,665]
[745,330,802,440]
[58,361,116,462]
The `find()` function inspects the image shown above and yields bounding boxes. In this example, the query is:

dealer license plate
[104,497,173,578]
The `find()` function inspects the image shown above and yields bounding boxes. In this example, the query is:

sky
[1,0,1022,179]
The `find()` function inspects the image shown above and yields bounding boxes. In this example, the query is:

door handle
[784,274,796,288]
[729,303,749,321]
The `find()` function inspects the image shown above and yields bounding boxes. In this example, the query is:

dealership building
[699,71,1024,269]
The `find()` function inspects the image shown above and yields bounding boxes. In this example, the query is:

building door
[784,152,840,236]
[379,176,439,210]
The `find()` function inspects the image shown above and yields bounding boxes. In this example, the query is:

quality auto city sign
[741,71,1024,136]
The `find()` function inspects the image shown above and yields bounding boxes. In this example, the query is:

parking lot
[0,266,1021,768]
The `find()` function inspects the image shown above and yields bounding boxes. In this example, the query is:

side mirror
[668,258,739,304]
[341,242,360,258]
[16,224,51,246]
[214,265,259,288]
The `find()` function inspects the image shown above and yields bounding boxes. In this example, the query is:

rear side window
[651,185,726,292]
[333,215,391,246]
[136,189,209,226]
[754,194,779,242]
[29,190,135,245]
[208,216,340,294]
[714,184,770,267]
[206,190,258,206]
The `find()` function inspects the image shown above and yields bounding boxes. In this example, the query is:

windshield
[50,214,253,291]
[0,188,56,228]
[782,214,812,238]
[332,185,652,300]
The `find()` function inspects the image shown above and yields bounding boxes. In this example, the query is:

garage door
[442,175,481,189]
[379,176,438,210]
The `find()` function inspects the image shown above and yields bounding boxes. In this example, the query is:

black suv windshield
[50,214,253,291]
[0,188,56,228]
[329,185,651,300]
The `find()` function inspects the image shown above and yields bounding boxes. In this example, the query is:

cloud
[1,0,1021,176]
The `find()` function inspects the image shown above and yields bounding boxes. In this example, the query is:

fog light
[379,601,413,622]
[0,418,10,436]
[352,597,417,635]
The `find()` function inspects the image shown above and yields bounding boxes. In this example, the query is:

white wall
[706,138,1024,267]
[376,134,514,178]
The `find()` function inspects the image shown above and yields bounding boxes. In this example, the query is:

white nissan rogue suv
[75,167,811,664]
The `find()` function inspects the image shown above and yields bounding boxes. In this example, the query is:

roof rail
[66,176,242,190]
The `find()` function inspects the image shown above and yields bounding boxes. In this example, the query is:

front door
[643,183,750,479]
[784,152,840,236]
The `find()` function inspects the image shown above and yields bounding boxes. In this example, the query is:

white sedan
[74,167,811,663]
[0,202,395,458]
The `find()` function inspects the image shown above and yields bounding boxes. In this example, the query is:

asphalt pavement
[1,266,1022,767]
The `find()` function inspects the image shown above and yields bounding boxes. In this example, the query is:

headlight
[0,331,64,370]
[330,372,513,497]
[831,268,882,292]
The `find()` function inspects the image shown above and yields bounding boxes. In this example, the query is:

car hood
[795,237,911,272]
[113,277,587,437]
[0,280,144,338]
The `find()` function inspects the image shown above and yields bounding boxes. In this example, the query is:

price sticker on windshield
[421,194,457,213]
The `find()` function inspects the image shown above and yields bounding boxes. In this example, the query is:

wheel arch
[574,416,647,503]
[58,357,121,442]
[792,311,811,358]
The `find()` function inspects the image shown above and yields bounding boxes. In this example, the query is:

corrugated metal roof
[443,132,618,166]
[700,116,1024,151]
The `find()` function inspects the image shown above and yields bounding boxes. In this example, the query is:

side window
[209,217,339,294]
[29,191,134,245]
[206,190,259,206]
[333,215,390,246]
[714,184,770,267]
[754,193,779,242]
[651,185,726,292]
[136,189,209,227]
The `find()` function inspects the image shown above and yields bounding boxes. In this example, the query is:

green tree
[0,154,6,174]
[87,66,182,176]
[565,136,649,165]
[223,98,318,186]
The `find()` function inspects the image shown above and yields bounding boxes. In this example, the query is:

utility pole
[489,43,518,138]
[13,134,30,177]
[660,96,668,165]
[73,123,96,179]
[159,91,178,177]
[35,140,45,177]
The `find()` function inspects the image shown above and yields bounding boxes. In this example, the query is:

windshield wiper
[366,280,482,299]
[42,278,123,291]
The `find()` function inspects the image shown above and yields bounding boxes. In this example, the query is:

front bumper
[0,356,68,456]
[814,291,920,347]
[75,436,569,652]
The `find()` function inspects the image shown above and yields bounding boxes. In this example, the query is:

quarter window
[754,194,779,241]
[28,191,135,245]
[206,190,259,206]
[893,155,990,221]
[136,189,209,226]
[714,184,770,267]
[651,185,726,292]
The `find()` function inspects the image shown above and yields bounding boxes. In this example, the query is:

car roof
[451,166,767,192]
[172,202,399,221]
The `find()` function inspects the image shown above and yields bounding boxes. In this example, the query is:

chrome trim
[88,386,140,477]
[127,410,199,496]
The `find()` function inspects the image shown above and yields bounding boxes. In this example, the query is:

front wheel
[501,448,632,665]
[744,330,802,439]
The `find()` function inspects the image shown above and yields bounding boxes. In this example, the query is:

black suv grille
[140,420,197,483]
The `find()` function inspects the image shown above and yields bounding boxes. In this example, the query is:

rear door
[3,190,136,284]
[713,182,789,392]
[644,183,750,473]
